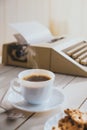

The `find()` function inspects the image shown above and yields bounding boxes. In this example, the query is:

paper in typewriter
[10,22,53,44]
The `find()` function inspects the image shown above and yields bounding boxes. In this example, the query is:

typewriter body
[2,37,87,77]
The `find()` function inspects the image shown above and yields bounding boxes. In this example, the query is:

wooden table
[0,64,87,130]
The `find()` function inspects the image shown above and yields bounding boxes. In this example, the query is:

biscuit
[52,126,60,130]
[58,116,84,130]
[64,109,87,125]
[51,109,87,130]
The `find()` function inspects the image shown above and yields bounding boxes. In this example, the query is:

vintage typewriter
[2,36,87,77]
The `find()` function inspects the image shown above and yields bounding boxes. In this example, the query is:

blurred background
[0,0,87,56]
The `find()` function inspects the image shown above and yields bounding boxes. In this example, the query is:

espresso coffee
[23,75,51,82]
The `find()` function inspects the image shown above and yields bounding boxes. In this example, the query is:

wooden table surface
[0,64,87,130]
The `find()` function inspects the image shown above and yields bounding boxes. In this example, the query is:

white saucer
[7,88,65,112]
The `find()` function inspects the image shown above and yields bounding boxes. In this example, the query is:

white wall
[50,0,87,37]
[1,0,87,56]
[0,0,50,44]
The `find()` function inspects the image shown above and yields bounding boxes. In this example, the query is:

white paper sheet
[10,22,53,44]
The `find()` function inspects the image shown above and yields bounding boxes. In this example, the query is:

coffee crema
[23,75,51,82]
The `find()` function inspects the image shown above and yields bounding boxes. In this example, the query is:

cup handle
[11,78,22,95]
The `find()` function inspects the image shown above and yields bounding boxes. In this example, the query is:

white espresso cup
[11,69,55,105]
